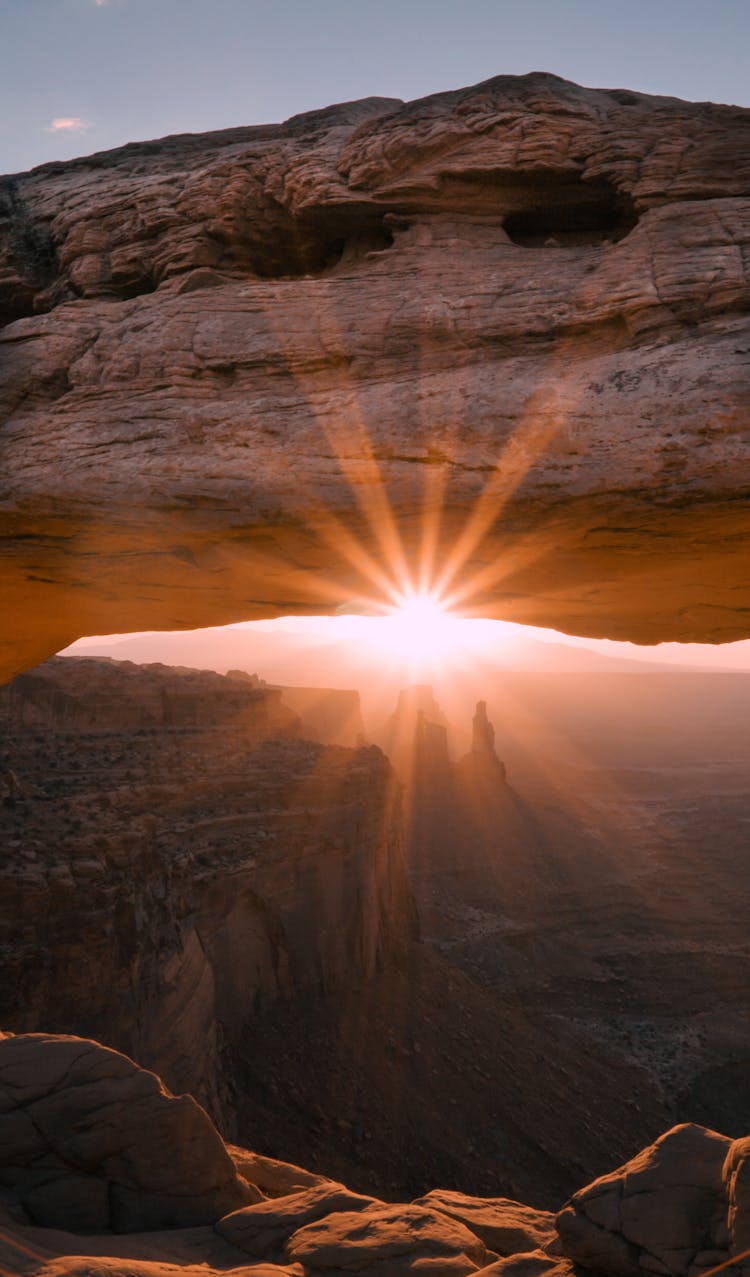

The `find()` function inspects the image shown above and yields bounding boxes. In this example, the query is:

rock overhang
[1,71,749,681]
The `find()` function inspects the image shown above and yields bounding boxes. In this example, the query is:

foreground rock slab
[216,1184,377,1260]
[414,1190,555,1256]
[556,1122,745,1277]
[285,1202,490,1273]
[4,1035,750,1277]
[0,1211,297,1277]
[2,73,750,680]
[226,1145,332,1200]
[475,1256,575,1277]
[0,1033,252,1232]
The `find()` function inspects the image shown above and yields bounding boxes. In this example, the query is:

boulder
[226,1143,333,1198]
[0,1033,252,1232]
[414,1189,555,1255]
[216,1182,376,1259]
[722,1136,750,1267]
[285,1202,490,1273]
[474,1254,575,1277]
[556,1123,731,1277]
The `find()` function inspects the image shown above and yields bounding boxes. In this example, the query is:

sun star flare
[369,589,467,671]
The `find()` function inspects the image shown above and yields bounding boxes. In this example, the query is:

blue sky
[3,0,750,174]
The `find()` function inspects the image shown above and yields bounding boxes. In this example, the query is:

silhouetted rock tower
[470,700,506,781]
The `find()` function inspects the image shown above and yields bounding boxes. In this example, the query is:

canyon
[3,653,750,1218]
[0,657,413,1131]
[0,654,648,1207]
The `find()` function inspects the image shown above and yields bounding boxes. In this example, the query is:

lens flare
[389,590,446,629]
[366,589,465,670]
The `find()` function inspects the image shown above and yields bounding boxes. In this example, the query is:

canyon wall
[2,74,750,681]
[0,657,415,1129]
[1,655,299,733]
[226,669,366,745]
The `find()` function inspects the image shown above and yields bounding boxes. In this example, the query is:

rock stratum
[2,1032,750,1277]
[0,656,414,1128]
[2,73,750,681]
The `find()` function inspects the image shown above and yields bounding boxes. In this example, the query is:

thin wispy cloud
[46,117,90,134]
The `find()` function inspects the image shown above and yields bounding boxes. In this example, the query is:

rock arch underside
[2,73,750,680]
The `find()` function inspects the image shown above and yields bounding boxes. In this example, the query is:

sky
[65,617,750,680]
[3,0,750,174]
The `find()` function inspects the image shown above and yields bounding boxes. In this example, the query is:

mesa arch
[1,72,749,682]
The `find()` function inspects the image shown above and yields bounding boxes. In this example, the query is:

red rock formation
[0,1033,252,1232]
[285,1202,489,1273]
[1,1035,748,1277]
[0,656,415,1127]
[273,684,366,747]
[413,1190,556,1256]
[216,1184,377,1261]
[2,75,750,682]
[379,684,452,779]
[1,655,298,734]
[464,700,507,782]
[556,1123,749,1277]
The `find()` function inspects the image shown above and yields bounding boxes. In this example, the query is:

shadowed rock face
[0,656,414,1127]
[0,655,299,733]
[556,1122,750,1277]
[1,1036,749,1277]
[1,73,749,678]
[0,1032,252,1232]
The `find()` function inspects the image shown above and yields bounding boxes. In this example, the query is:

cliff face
[1,655,299,733]
[0,660,669,1208]
[0,657,414,1128]
[379,685,452,780]
[226,669,366,747]
[2,75,750,682]
[377,685,510,854]
[275,685,366,747]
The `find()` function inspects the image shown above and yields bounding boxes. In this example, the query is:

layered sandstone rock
[2,74,750,681]
[1,655,299,734]
[556,1122,748,1277]
[226,669,367,746]
[413,1190,556,1256]
[216,1184,377,1261]
[225,1144,331,1199]
[284,1202,490,1273]
[460,700,507,783]
[0,656,414,1126]
[379,684,452,779]
[272,685,366,747]
[0,1033,252,1232]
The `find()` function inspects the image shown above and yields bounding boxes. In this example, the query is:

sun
[389,591,446,631]
[366,589,466,671]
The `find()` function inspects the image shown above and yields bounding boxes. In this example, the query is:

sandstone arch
[1,73,749,682]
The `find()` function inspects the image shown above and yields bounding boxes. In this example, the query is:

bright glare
[364,590,471,672]
[389,593,447,631]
